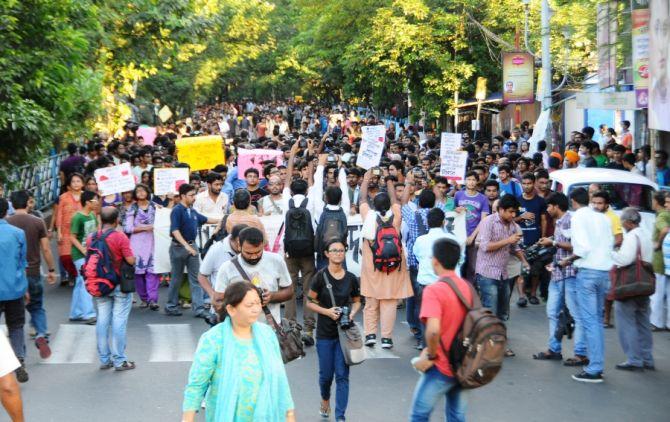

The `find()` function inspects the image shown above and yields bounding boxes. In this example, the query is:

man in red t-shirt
[410,238,469,422]
[86,207,136,371]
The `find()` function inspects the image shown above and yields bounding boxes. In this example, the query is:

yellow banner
[176,136,225,171]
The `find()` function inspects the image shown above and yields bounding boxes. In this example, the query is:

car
[549,168,658,234]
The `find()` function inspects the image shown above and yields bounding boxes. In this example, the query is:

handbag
[610,234,655,301]
[324,272,366,366]
[231,257,305,363]
[554,281,574,341]
[120,261,136,293]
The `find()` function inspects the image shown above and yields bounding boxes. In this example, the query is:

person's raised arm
[402,171,414,205]
[286,141,300,188]
[338,164,350,212]
[387,175,398,205]
[307,139,315,187]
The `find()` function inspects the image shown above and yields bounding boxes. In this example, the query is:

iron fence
[5,153,65,211]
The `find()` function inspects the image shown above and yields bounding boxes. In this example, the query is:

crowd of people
[0,99,668,421]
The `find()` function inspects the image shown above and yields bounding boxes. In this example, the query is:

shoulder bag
[323,272,366,366]
[610,234,655,300]
[231,257,305,363]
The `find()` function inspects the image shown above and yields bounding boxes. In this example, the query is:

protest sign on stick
[356,125,386,170]
[440,151,468,183]
[237,149,283,180]
[137,126,157,146]
[94,163,136,196]
[176,136,225,171]
[440,132,462,154]
[153,168,190,195]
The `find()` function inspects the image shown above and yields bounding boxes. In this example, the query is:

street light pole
[541,0,552,110]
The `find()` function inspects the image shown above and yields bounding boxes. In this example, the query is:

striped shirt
[551,212,576,281]
[475,213,521,280]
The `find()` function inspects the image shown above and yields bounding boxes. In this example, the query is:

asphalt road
[8,275,670,422]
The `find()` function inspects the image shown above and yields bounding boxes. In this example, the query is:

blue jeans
[547,279,564,353]
[564,277,587,356]
[70,258,96,320]
[407,267,422,339]
[94,286,133,367]
[410,366,466,422]
[476,274,512,320]
[26,275,48,338]
[575,268,609,375]
[316,338,350,420]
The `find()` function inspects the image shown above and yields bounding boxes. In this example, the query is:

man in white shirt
[132,149,153,180]
[559,187,613,383]
[214,227,293,323]
[258,175,286,216]
[0,334,23,421]
[610,208,655,371]
[194,172,229,219]
[198,223,247,314]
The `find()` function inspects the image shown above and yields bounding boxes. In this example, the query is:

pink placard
[237,149,284,180]
[137,126,157,146]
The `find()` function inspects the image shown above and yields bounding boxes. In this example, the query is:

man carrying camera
[532,193,587,366]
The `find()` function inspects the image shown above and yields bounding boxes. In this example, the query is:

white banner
[440,151,468,183]
[356,125,386,170]
[152,209,468,279]
[153,168,189,196]
[94,163,136,196]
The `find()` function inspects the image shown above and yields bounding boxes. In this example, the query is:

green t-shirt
[70,211,98,261]
[653,211,670,274]
[594,154,608,168]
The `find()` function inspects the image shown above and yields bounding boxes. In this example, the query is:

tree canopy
[0,0,599,170]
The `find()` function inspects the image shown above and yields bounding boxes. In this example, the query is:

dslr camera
[524,241,556,267]
[338,306,351,329]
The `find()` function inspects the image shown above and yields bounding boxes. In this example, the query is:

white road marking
[364,347,399,359]
[148,324,196,362]
[43,324,97,364]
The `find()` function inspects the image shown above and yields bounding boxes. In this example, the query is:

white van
[549,168,658,234]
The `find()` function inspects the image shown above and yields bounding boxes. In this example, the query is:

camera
[299,139,307,149]
[339,306,351,328]
[327,154,337,163]
[371,167,382,177]
[524,242,556,266]
[412,167,424,178]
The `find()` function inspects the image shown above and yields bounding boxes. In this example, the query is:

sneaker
[165,309,183,316]
[572,371,603,383]
[149,302,160,311]
[319,403,330,418]
[381,338,393,349]
[84,317,97,325]
[302,331,315,347]
[139,301,149,308]
[516,297,528,308]
[414,339,424,350]
[15,362,29,383]
[365,334,376,347]
[115,361,136,371]
[615,362,644,372]
[35,337,52,359]
[644,363,656,371]
[528,296,540,305]
[181,301,192,309]
[99,362,114,370]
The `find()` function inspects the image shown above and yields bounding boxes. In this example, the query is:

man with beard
[346,168,361,215]
[258,175,286,216]
[214,227,293,324]
[194,172,229,219]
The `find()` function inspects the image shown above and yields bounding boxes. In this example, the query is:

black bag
[120,261,136,294]
[231,258,305,363]
[284,198,314,258]
[315,207,348,258]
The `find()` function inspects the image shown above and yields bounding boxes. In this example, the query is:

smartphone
[372,167,381,177]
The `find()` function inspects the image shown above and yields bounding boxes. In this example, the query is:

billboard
[631,1,650,108]
[650,0,670,131]
[502,52,534,104]
[597,1,618,89]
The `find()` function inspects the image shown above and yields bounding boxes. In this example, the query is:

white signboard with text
[356,125,386,170]
[94,163,136,196]
[440,151,468,183]
[153,168,190,196]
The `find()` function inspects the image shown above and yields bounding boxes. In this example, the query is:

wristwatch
[48,269,56,273]
[426,353,438,361]
[552,239,557,247]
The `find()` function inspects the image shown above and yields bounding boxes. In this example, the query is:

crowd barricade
[4,153,65,211]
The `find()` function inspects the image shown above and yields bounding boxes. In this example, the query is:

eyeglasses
[328,249,346,254]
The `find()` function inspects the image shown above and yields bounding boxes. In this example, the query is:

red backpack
[370,214,403,273]
[82,229,120,297]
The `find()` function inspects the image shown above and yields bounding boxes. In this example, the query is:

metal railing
[5,153,65,211]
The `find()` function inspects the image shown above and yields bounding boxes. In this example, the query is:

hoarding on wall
[502,52,534,104]
[649,0,670,131]
[631,1,650,108]
[597,1,618,89]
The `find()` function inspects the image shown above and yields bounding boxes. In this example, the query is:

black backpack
[315,207,348,258]
[284,198,315,258]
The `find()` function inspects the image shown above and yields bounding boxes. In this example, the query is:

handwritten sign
[356,125,386,170]
[176,136,225,171]
[153,168,189,195]
[440,132,461,154]
[440,151,468,183]
[94,163,136,196]
[137,126,157,146]
[237,149,284,180]
[158,105,173,123]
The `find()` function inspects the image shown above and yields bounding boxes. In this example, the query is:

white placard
[153,168,189,196]
[440,132,462,156]
[356,125,386,170]
[94,163,136,196]
[471,120,480,131]
[440,151,468,183]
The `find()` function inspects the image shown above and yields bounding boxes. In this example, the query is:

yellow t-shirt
[605,208,623,236]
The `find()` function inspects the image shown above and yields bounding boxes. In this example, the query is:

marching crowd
[0,100,669,421]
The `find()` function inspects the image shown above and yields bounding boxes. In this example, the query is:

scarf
[361,209,394,241]
[214,319,293,422]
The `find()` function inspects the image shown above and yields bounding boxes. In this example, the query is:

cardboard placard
[94,163,136,196]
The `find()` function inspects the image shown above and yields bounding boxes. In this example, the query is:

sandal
[533,350,563,360]
[319,402,330,418]
[563,356,589,367]
[504,349,516,357]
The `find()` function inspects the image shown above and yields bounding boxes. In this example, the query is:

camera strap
[323,271,338,309]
